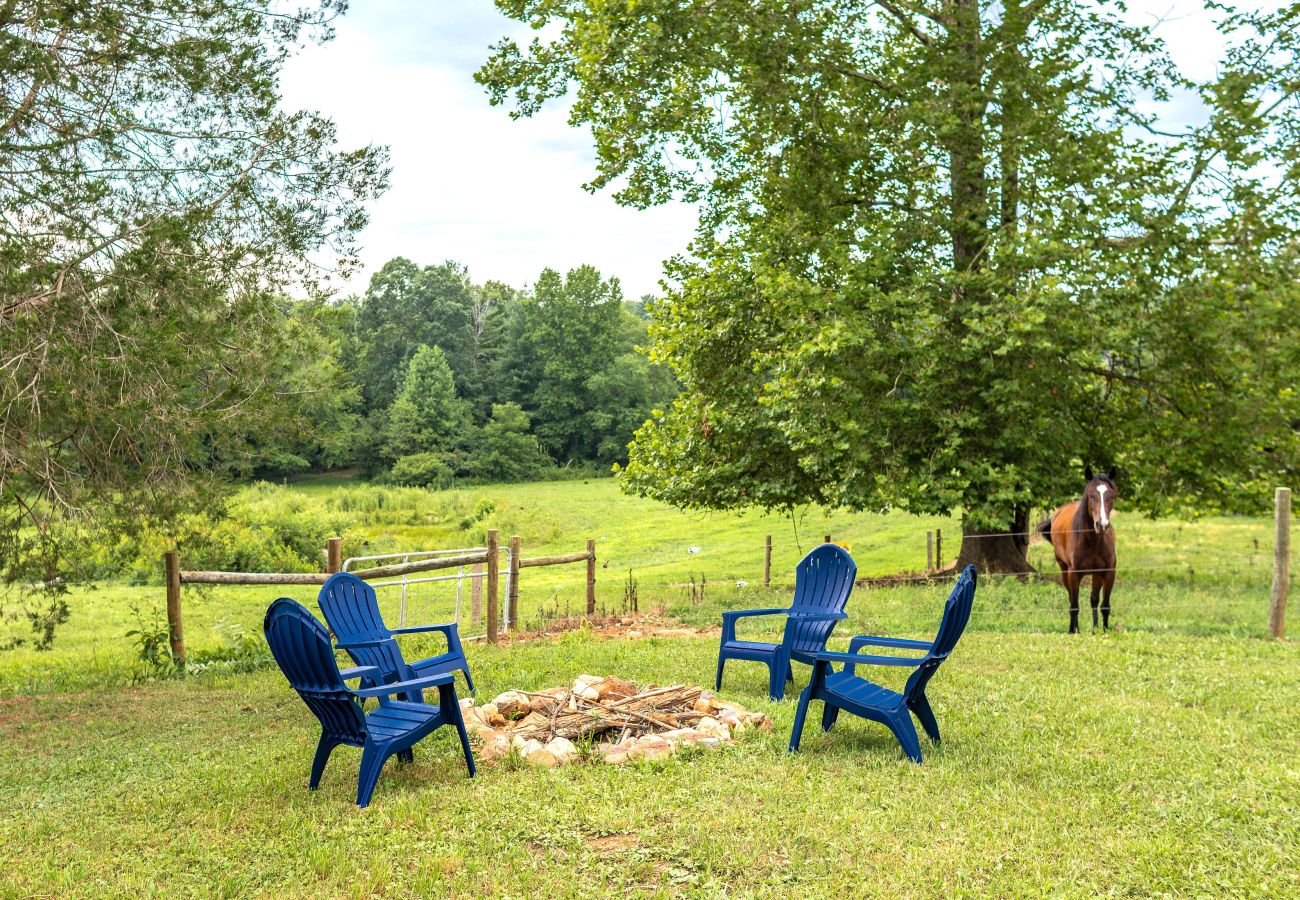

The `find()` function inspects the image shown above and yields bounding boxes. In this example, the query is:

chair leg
[309,736,337,790]
[767,660,786,701]
[887,710,924,764]
[461,666,476,696]
[788,687,814,753]
[397,748,414,765]
[453,713,477,778]
[821,704,840,733]
[910,693,941,742]
[786,662,794,682]
[356,743,391,808]
[714,654,726,691]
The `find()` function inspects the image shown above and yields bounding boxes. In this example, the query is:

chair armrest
[350,672,455,699]
[339,665,382,682]
[720,608,788,622]
[390,623,457,636]
[849,634,933,653]
[393,621,464,657]
[720,607,788,643]
[813,649,928,668]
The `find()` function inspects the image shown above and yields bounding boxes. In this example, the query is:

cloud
[279,0,1274,300]
[280,1,697,299]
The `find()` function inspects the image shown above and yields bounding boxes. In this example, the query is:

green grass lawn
[2,630,1297,897]
[0,476,1295,895]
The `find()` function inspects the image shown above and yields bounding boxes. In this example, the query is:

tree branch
[871,0,935,44]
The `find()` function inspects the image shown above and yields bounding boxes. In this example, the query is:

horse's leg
[1102,571,1115,630]
[1066,570,1081,634]
[1089,574,1102,630]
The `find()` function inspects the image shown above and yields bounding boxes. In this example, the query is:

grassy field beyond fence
[0,475,1291,695]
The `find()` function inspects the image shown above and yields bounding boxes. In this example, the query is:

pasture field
[0,475,1284,695]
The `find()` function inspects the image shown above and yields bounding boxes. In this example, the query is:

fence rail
[163,529,597,663]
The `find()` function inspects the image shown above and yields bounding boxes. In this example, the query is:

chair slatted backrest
[903,565,977,703]
[318,572,407,679]
[786,544,858,655]
[264,598,368,746]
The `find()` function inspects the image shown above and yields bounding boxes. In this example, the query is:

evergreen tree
[381,345,471,465]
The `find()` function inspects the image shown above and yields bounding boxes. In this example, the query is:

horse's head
[1083,466,1118,534]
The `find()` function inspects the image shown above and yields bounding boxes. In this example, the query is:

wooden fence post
[586,539,597,616]
[508,535,521,632]
[764,535,772,587]
[486,529,500,643]
[927,531,934,572]
[935,529,942,570]
[470,563,483,626]
[163,551,185,667]
[326,537,342,574]
[1271,487,1291,640]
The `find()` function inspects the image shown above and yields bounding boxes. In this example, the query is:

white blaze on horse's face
[1095,484,1110,533]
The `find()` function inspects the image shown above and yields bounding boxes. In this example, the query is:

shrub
[389,452,455,488]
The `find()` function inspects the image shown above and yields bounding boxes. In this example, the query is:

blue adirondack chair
[716,543,858,701]
[318,571,474,701]
[788,564,977,762]
[263,597,476,808]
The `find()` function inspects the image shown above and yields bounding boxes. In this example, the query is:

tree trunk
[954,506,1035,575]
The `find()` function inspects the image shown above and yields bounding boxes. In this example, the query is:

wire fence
[345,549,512,641]
[546,521,1290,639]
[168,499,1290,650]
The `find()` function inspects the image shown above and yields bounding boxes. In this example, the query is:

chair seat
[721,639,780,654]
[365,700,441,741]
[824,670,904,711]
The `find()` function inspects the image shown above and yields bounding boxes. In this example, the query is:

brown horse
[1038,467,1117,633]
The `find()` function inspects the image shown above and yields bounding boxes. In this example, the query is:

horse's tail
[1035,514,1054,543]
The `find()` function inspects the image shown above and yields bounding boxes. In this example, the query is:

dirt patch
[587,833,641,856]
[495,613,719,645]
[0,694,33,728]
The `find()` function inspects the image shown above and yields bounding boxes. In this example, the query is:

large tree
[501,265,629,461]
[353,258,475,411]
[479,0,1300,570]
[1,0,387,639]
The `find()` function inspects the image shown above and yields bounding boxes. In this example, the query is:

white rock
[476,730,511,762]
[479,703,506,727]
[544,737,578,764]
[697,716,730,739]
[525,747,559,768]
[512,735,543,755]
[492,691,532,720]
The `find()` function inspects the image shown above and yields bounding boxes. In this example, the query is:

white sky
[278,1,1275,300]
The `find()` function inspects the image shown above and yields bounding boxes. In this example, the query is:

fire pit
[459,674,774,767]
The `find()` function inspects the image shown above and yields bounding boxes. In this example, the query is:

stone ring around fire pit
[459,674,774,767]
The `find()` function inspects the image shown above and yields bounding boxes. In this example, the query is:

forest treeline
[246,258,676,485]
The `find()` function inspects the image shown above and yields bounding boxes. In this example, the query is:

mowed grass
[2,630,1297,897]
[0,476,1288,695]
[0,477,1295,895]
